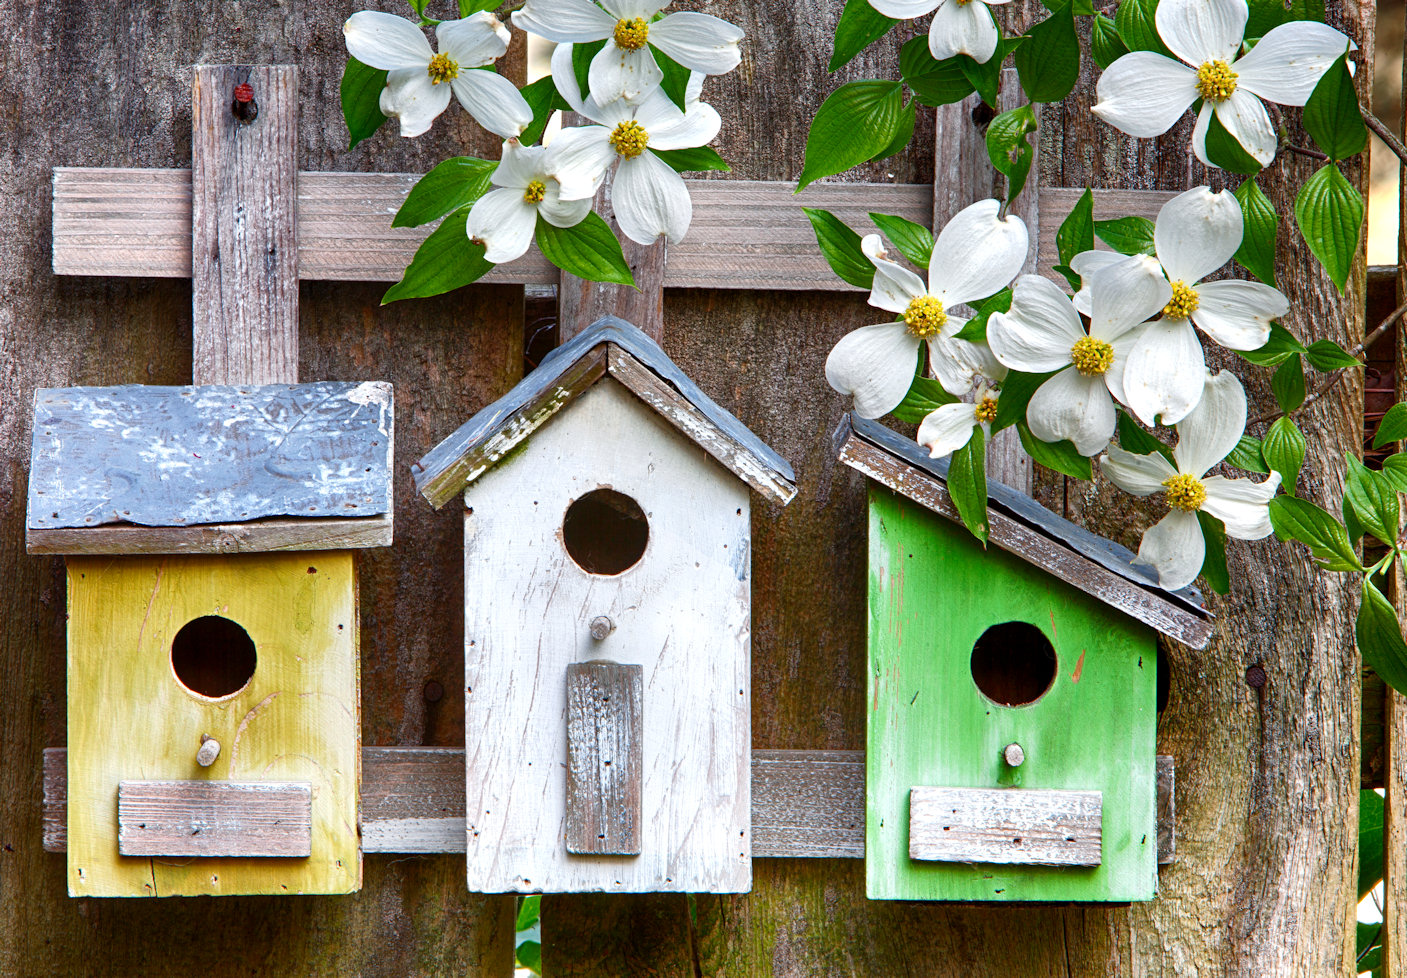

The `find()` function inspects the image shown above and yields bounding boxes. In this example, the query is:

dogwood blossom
[916,380,1005,459]
[866,0,1012,64]
[513,0,743,104]
[344,11,532,139]
[825,199,1028,419]
[1100,371,1280,590]
[987,258,1171,456]
[1092,0,1352,167]
[465,139,597,263]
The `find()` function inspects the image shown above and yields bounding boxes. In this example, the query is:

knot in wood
[1002,742,1025,767]
[1244,664,1267,689]
[196,734,221,767]
[589,616,615,641]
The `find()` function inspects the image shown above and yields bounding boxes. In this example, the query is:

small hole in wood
[170,615,257,699]
[970,621,1057,707]
[562,488,649,575]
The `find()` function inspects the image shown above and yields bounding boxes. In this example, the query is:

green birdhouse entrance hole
[970,622,1057,707]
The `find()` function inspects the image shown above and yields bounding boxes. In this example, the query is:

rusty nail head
[423,680,444,703]
[232,83,258,124]
[1245,664,1267,689]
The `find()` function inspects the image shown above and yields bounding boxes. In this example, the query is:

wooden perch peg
[1002,743,1025,768]
[588,616,615,641]
[196,734,221,767]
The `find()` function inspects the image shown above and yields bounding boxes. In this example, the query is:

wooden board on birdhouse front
[461,377,752,894]
[866,485,1159,903]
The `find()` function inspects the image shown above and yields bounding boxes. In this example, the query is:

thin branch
[1363,106,1407,167]
[1282,143,1329,162]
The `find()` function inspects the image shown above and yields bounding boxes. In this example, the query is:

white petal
[1100,443,1180,495]
[465,187,538,263]
[862,234,926,313]
[1070,250,1125,316]
[928,334,989,395]
[649,12,745,75]
[538,185,594,228]
[1088,254,1172,342]
[1214,90,1277,167]
[450,69,534,138]
[866,0,940,17]
[1154,0,1246,66]
[636,92,722,150]
[550,42,592,117]
[825,321,920,419]
[917,402,979,459]
[511,0,616,44]
[344,11,433,70]
[590,41,664,105]
[1190,280,1288,351]
[380,68,452,138]
[542,125,615,200]
[929,199,1028,307]
[1201,472,1282,539]
[437,14,511,68]
[614,151,692,245]
[1135,510,1205,591]
[1191,100,1215,168]
[1026,367,1117,457]
[987,274,1085,373]
[1234,20,1352,107]
[1155,186,1243,284]
[1092,53,1199,138]
[928,0,998,63]
[1173,369,1246,476]
[491,138,543,189]
[601,0,662,18]
[1104,331,1138,406]
[1122,319,1207,426]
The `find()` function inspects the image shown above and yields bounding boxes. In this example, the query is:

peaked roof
[414,317,797,508]
[835,413,1213,650]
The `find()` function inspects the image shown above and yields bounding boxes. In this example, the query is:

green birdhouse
[834,415,1212,903]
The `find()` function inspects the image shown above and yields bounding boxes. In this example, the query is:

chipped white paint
[908,786,1103,867]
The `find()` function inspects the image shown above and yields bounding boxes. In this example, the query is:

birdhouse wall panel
[866,486,1158,902]
[65,551,360,897]
[462,378,752,893]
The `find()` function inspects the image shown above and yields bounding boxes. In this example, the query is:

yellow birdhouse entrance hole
[170,615,258,699]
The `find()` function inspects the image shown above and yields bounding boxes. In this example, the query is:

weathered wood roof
[834,413,1213,649]
[413,317,797,508]
[27,381,393,555]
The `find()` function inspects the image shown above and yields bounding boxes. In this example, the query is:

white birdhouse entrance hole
[970,621,1057,707]
[170,615,257,699]
[562,488,649,575]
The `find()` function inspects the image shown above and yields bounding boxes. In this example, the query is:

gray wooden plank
[908,786,1103,867]
[1157,754,1176,866]
[565,662,644,856]
[751,749,865,858]
[116,780,312,858]
[26,513,392,556]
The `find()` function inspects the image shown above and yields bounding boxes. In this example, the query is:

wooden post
[565,661,643,856]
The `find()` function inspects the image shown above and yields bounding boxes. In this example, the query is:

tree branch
[1363,105,1407,167]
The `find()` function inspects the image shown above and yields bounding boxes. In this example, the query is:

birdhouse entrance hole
[170,615,257,699]
[563,488,649,575]
[970,621,1057,707]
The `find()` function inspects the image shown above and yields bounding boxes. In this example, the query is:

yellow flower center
[613,17,650,51]
[427,52,459,85]
[609,120,650,159]
[1070,336,1115,376]
[1162,473,1207,512]
[523,180,547,204]
[1162,280,1200,320]
[973,395,999,424]
[1195,60,1238,103]
[903,296,947,337]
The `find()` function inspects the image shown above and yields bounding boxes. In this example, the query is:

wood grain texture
[117,780,312,857]
[908,786,1103,867]
[191,66,299,386]
[1156,753,1175,867]
[750,749,866,858]
[27,513,393,556]
[565,661,644,856]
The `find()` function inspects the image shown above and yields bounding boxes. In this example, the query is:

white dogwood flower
[987,257,1170,456]
[465,139,596,263]
[1100,371,1280,590]
[825,199,1028,419]
[866,0,1013,64]
[344,10,532,139]
[1092,0,1352,167]
[917,381,1005,460]
[513,0,743,104]
[545,43,720,245]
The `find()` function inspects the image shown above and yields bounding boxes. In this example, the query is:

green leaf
[1268,495,1363,572]
[1304,338,1359,372]
[1093,216,1156,256]
[393,156,497,229]
[985,104,1037,201]
[948,423,990,544]
[1360,788,1386,900]
[957,35,1019,108]
[1114,0,1172,56]
[1294,162,1365,293]
[899,38,976,106]
[1196,511,1230,594]
[954,288,1012,343]
[516,940,543,975]
[1345,454,1399,546]
[993,370,1054,432]
[458,0,502,14]
[1226,434,1270,474]
[1358,577,1407,695]
[802,207,874,289]
[1014,3,1080,103]
[1091,14,1130,70]
[382,208,494,304]
[891,376,959,423]
[831,0,898,71]
[1236,321,1305,366]
[520,75,566,147]
[1232,177,1278,285]
[1375,403,1407,449]
[798,80,905,191]
[516,894,541,931]
[869,213,934,269]
[655,47,691,113]
[572,39,607,102]
[1303,52,1366,162]
[874,97,918,161]
[1056,187,1094,268]
[1343,491,1365,544]
[1382,453,1407,492]
[342,57,389,151]
[1262,415,1306,490]
[1018,422,1093,479]
[1117,410,1172,460]
[1271,354,1306,413]
[1204,107,1265,175]
[535,212,635,287]
[651,146,731,173]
